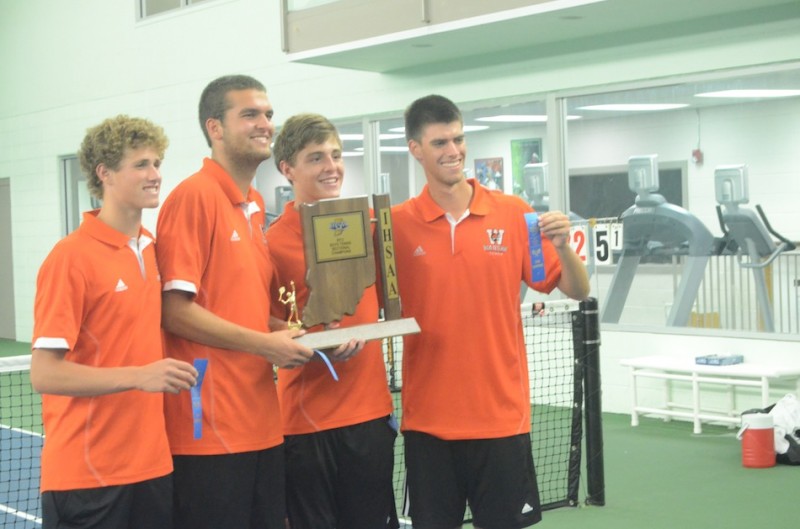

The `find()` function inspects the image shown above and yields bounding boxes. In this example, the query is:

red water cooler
[737,413,776,468]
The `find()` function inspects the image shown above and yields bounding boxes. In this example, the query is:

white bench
[619,355,800,434]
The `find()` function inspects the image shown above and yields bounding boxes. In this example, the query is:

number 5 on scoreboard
[593,222,623,265]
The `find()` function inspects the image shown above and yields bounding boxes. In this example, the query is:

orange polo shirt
[266,202,393,435]
[32,211,172,491]
[391,180,562,440]
[156,158,281,455]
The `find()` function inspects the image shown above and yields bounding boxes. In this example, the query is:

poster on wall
[510,138,542,198]
[474,157,504,192]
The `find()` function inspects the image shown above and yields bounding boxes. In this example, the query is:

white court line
[0,424,44,438]
[0,503,43,525]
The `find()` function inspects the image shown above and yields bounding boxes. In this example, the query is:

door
[0,178,16,339]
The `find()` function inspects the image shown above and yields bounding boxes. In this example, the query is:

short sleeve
[32,244,86,351]
[156,182,214,294]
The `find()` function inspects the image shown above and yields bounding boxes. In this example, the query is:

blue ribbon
[192,358,208,439]
[525,212,546,282]
[314,350,339,381]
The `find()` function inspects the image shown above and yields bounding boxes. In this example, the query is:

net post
[566,309,584,508]
[580,297,606,506]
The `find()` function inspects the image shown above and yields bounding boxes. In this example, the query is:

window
[138,0,213,19]
[61,156,100,235]
[569,165,685,220]
[350,65,800,333]
[564,66,800,332]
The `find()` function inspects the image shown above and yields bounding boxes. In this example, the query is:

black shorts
[42,474,172,529]
[284,416,399,529]
[172,446,285,529]
[404,431,542,529]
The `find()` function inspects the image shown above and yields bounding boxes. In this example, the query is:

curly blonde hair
[79,115,169,199]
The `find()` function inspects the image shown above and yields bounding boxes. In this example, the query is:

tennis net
[0,298,604,528]
[0,355,42,528]
[387,297,605,525]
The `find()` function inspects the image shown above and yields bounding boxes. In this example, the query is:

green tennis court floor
[2,340,795,528]
[529,413,796,529]
[0,339,30,357]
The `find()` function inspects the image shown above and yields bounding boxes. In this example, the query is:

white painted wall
[1,0,799,421]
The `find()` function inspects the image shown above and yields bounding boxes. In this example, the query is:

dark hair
[198,75,266,147]
[273,113,341,172]
[404,94,462,142]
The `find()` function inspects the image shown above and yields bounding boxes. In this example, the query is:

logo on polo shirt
[413,246,426,257]
[230,229,241,242]
[115,279,128,292]
[484,228,508,255]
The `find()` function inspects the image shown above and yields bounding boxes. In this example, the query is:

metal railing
[694,251,800,334]
[575,218,799,334]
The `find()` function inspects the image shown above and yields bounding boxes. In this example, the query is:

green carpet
[2,339,794,527]
[0,338,30,358]
[537,413,796,529]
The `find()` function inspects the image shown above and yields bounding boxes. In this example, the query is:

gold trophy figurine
[278,280,303,330]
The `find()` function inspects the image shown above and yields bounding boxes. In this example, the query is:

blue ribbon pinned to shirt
[524,212,546,282]
[191,358,208,440]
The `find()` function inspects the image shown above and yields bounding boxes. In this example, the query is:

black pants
[172,447,286,529]
[42,474,172,529]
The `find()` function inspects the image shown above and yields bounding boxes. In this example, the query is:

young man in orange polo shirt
[392,95,590,529]
[30,115,198,529]
[268,113,399,529]
[156,76,360,529]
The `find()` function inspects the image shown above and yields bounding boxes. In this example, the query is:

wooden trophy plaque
[290,194,419,349]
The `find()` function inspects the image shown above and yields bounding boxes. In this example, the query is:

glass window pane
[141,0,181,17]
[375,118,410,204]
[564,67,800,333]
[335,121,369,199]
[62,156,101,235]
[462,100,547,201]
[287,0,341,12]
